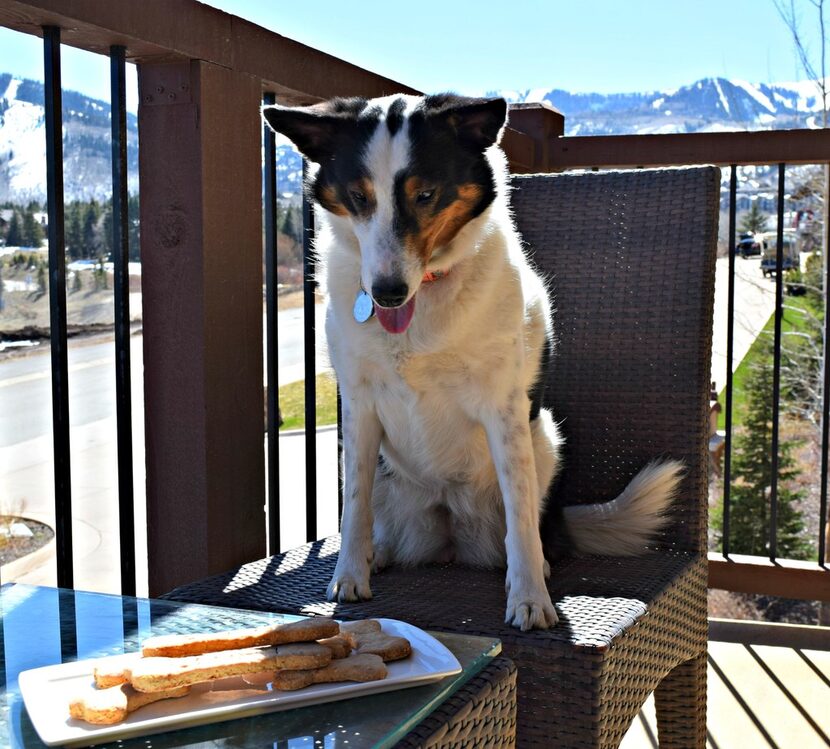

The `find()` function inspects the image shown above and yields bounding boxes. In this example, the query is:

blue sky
[0,0,825,110]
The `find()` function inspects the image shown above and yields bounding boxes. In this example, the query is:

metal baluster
[769,162,786,561]
[302,161,318,541]
[263,92,281,555]
[110,45,135,596]
[819,164,830,566]
[722,165,737,557]
[43,25,73,589]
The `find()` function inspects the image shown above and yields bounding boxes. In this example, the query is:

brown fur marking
[404,182,482,263]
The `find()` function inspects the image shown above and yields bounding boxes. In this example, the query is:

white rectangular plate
[19,618,462,748]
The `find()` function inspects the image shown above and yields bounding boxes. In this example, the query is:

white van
[758,230,799,277]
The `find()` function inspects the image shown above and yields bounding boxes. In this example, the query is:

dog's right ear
[262,104,343,164]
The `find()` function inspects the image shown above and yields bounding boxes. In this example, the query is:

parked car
[758,230,799,277]
[736,232,761,258]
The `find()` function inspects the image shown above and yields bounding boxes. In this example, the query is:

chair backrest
[510,167,720,553]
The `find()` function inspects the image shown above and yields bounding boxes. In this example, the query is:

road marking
[0,357,111,389]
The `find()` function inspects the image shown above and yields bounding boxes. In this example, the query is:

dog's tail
[561,460,684,555]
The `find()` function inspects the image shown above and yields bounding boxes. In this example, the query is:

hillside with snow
[0,73,826,204]
[497,77,827,135]
[0,73,138,203]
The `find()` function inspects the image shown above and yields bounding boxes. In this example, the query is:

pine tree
[83,200,101,258]
[714,357,813,559]
[22,208,44,248]
[6,211,21,247]
[740,201,769,234]
[66,203,84,260]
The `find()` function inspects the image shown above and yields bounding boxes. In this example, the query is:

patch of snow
[733,80,775,112]
[713,79,730,114]
[652,97,664,109]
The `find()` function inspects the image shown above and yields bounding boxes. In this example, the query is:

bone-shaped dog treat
[141,617,339,657]
[129,643,331,692]
[340,620,412,662]
[69,683,190,725]
[317,635,353,659]
[272,653,387,691]
[93,653,142,688]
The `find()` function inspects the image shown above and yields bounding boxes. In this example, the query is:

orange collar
[422,269,449,283]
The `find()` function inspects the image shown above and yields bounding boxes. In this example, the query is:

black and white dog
[263,95,681,630]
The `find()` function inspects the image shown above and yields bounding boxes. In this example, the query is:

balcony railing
[0,0,828,616]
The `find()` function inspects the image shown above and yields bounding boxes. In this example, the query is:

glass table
[0,583,501,748]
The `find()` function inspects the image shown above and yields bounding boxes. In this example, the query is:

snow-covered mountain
[496,77,827,135]
[0,73,138,203]
[0,73,826,204]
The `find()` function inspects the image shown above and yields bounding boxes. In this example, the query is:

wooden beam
[138,60,265,595]
[507,102,565,172]
[708,552,830,602]
[551,128,830,169]
[0,0,419,103]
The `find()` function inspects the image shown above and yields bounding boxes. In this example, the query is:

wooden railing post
[137,60,265,595]
[504,102,565,173]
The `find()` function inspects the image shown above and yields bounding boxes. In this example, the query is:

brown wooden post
[506,102,565,173]
[137,60,265,595]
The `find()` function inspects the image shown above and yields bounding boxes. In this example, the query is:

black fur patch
[391,97,501,245]
[386,98,406,136]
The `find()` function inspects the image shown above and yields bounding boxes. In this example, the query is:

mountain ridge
[0,73,826,203]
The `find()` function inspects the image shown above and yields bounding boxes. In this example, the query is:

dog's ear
[424,95,508,151]
[262,104,347,163]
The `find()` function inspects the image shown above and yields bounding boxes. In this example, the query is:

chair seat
[164,536,706,746]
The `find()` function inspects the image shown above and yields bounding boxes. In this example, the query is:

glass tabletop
[0,583,500,748]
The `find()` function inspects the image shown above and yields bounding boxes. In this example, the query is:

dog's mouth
[374,294,416,334]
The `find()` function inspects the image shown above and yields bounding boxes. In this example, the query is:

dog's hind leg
[372,469,453,568]
[327,396,383,603]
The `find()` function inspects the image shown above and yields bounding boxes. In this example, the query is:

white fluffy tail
[562,460,684,555]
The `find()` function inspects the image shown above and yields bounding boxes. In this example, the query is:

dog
[263,94,683,631]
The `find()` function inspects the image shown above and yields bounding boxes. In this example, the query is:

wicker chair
[164,166,720,748]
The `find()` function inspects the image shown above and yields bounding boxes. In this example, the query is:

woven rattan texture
[396,657,517,748]
[165,167,719,747]
[509,169,719,554]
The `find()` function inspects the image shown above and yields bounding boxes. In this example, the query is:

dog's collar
[422,269,449,283]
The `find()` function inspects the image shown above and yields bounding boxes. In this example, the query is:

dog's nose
[371,279,409,308]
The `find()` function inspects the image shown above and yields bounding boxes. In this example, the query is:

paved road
[0,306,330,595]
[710,255,777,395]
[0,260,776,595]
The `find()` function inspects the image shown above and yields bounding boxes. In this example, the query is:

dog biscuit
[340,620,411,662]
[141,617,339,657]
[69,683,190,725]
[272,653,387,691]
[317,635,353,659]
[93,653,142,688]
[129,643,332,692]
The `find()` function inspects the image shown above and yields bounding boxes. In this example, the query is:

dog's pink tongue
[375,295,416,334]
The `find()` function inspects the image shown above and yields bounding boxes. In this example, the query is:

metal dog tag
[353,289,375,323]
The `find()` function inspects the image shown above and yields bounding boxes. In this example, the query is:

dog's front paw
[327,568,372,602]
[505,586,558,630]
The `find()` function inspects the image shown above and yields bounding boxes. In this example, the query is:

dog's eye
[416,189,435,204]
[349,190,368,207]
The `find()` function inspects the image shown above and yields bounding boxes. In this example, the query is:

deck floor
[620,622,830,749]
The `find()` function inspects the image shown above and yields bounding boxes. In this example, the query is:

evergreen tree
[36,261,47,294]
[101,204,113,259]
[127,194,140,262]
[713,357,813,559]
[22,208,44,248]
[83,200,101,257]
[66,203,84,260]
[740,201,769,234]
[6,211,21,247]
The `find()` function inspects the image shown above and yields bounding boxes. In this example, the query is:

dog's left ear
[426,95,508,151]
[262,104,345,164]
